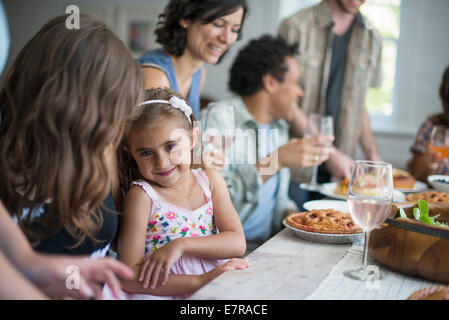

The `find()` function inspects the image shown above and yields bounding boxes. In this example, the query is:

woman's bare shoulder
[141,67,170,89]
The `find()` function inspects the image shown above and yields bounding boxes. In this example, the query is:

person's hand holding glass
[343,160,393,281]
[425,125,449,173]
[300,113,334,191]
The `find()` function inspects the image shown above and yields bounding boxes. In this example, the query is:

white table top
[189,228,442,300]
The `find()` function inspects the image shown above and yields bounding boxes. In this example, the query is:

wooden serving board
[369,202,449,284]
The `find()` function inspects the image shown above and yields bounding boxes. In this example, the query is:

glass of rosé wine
[343,160,393,281]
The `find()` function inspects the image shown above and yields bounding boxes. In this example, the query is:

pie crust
[406,190,449,203]
[408,285,449,300]
[285,209,363,234]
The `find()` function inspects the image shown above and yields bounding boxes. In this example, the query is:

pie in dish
[285,209,363,234]
[392,168,416,189]
[406,190,449,203]
[408,285,449,300]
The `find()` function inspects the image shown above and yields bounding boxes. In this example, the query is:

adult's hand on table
[24,253,135,300]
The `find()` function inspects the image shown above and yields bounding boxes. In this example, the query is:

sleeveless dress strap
[140,62,166,73]
[131,180,159,202]
[191,169,212,201]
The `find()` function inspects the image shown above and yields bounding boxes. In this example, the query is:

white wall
[3,0,449,170]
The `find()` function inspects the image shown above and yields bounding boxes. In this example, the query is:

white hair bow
[168,96,192,124]
[138,96,193,124]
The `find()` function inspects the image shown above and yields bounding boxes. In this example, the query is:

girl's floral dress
[104,169,227,300]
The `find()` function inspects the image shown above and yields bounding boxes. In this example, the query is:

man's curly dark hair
[155,0,248,57]
[229,35,299,96]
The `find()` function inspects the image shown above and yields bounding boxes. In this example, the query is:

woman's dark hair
[155,0,248,57]
[0,14,144,247]
[229,35,298,96]
[429,65,449,125]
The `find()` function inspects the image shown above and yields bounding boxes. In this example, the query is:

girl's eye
[166,144,176,151]
[140,150,153,157]
[231,27,241,34]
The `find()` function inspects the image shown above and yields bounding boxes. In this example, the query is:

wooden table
[189,228,351,300]
[190,227,442,300]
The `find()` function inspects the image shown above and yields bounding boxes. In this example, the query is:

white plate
[427,175,449,193]
[318,182,406,203]
[303,200,349,213]
[282,219,363,244]
[396,180,428,193]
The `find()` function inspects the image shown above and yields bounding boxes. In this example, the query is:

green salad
[399,199,449,228]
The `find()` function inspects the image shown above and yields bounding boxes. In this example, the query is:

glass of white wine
[300,113,334,191]
[343,160,393,281]
[202,102,236,160]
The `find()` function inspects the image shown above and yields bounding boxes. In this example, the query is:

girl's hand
[139,239,185,289]
[200,258,250,286]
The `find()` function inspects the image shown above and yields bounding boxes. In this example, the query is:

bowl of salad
[369,200,449,284]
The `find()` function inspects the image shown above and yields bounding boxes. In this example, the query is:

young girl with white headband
[107,88,249,299]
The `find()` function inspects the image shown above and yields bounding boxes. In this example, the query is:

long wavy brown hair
[0,14,144,247]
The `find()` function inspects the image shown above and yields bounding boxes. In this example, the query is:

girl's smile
[153,167,176,177]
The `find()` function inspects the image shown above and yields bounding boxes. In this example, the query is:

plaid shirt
[278,0,383,182]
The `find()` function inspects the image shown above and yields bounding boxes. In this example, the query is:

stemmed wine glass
[202,102,236,163]
[343,160,393,281]
[428,125,449,160]
[300,113,334,191]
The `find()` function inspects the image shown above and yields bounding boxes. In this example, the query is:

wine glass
[202,102,236,162]
[343,160,393,281]
[428,126,449,160]
[300,113,334,191]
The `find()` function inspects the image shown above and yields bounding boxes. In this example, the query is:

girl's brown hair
[118,88,195,192]
[0,14,144,247]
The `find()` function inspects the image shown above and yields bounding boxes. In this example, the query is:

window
[361,0,402,117]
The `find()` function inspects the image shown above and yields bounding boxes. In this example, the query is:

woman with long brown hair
[0,14,144,257]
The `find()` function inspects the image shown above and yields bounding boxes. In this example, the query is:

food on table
[334,168,416,196]
[334,179,350,196]
[408,285,449,300]
[392,168,416,189]
[398,199,449,228]
[285,209,362,234]
[405,190,449,203]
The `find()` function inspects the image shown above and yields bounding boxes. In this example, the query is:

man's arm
[359,108,382,161]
